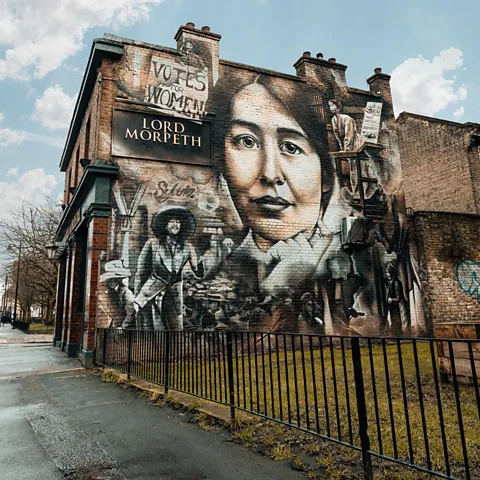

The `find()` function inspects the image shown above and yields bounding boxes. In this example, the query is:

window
[84,117,91,159]
[74,147,80,186]
[66,168,72,203]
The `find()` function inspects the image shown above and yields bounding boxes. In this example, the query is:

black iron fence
[96,329,480,479]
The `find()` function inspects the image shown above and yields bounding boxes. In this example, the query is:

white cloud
[0,168,57,221]
[453,106,465,119]
[0,0,164,81]
[391,48,467,117]
[0,112,4,123]
[0,127,64,149]
[25,132,65,148]
[7,168,18,177]
[34,85,77,130]
[0,128,27,148]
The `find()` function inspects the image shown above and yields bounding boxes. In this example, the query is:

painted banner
[361,102,383,143]
[143,56,209,120]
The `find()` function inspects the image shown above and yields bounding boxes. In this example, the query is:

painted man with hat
[134,206,204,330]
[100,260,136,329]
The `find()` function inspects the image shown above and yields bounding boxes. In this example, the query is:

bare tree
[0,200,61,324]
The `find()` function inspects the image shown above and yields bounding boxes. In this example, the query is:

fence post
[127,329,133,380]
[226,331,236,422]
[165,331,171,394]
[351,337,373,479]
[102,328,108,366]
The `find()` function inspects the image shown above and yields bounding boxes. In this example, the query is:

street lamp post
[46,243,59,261]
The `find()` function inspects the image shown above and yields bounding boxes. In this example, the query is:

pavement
[0,323,53,344]
[0,335,304,479]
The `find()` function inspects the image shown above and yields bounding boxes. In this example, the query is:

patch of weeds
[194,411,222,431]
[289,455,309,472]
[268,443,293,462]
[138,390,152,399]
[185,398,203,412]
[146,392,163,403]
[231,422,258,447]
[165,393,183,410]
[101,371,120,383]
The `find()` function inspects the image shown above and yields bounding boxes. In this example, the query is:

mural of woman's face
[225,83,322,242]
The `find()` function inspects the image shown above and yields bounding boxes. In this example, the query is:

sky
[0,0,478,221]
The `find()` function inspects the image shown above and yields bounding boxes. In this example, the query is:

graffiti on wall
[100,44,425,336]
[456,260,480,299]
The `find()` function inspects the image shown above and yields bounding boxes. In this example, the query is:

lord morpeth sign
[112,109,212,166]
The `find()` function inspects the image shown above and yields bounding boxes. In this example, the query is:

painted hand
[261,226,333,295]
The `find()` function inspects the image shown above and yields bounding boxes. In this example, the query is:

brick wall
[82,217,110,351]
[53,257,67,345]
[412,211,480,325]
[397,113,480,215]
[63,74,104,206]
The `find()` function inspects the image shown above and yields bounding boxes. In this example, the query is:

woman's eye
[279,141,304,155]
[235,135,260,149]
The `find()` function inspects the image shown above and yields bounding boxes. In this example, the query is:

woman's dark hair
[207,71,335,217]
[151,209,195,248]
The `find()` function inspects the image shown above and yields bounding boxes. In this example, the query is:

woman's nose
[259,139,285,186]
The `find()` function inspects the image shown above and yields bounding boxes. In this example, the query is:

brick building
[396,113,480,335]
[397,112,480,214]
[54,23,440,365]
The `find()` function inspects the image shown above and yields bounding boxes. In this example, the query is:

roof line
[396,111,480,128]
[59,38,124,172]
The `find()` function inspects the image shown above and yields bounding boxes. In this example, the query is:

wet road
[0,342,81,479]
[0,340,302,479]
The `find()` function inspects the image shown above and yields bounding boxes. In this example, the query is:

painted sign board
[112,109,212,166]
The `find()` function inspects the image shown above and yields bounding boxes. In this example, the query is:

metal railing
[96,329,480,479]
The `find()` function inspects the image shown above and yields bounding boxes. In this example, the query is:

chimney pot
[374,67,382,74]
[186,22,195,28]
[328,57,336,63]
[201,26,211,32]
[316,52,324,59]
[303,51,311,58]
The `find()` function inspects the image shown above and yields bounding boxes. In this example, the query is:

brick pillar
[79,217,109,367]
[65,239,84,357]
[61,245,73,350]
[53,254,67,347]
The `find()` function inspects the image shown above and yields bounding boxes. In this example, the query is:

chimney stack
[367,67,393,110]
[294,52,347,93]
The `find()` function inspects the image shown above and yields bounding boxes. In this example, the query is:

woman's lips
[250,195,293,212]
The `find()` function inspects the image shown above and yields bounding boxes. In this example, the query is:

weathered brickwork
[397,113,480,215]
[411,211,480,326]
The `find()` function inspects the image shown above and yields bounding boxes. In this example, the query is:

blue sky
[0,0,478,218]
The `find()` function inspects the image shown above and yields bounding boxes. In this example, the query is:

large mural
[98,39,426,336]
